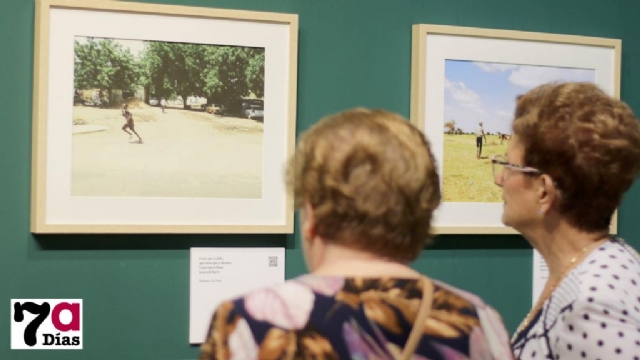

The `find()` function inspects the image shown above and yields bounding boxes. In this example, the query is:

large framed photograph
[410,25,620,234]
[31,0,298,234]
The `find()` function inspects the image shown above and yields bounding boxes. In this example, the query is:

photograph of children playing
[71,37,265,199]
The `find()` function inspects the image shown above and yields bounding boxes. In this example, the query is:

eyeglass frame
[491,155,565,202]
[491,154,542,179]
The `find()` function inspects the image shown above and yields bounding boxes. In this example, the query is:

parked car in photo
[149,98,159,106]
[244,104,264,120]
[205,103,225,115]
[187,96,208,109]
[224,98,264,118]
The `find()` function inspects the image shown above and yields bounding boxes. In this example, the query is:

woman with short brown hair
[200,108,513,359]
[288,108,441,263]
[493,82,640,359]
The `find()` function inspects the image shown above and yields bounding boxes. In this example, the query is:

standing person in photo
[160,97,167,114]
[476,121,487,159]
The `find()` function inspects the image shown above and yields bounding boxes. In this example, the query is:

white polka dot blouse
[512,237,640,360]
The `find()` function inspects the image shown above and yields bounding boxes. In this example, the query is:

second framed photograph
[410,24,620,234]
[31,0,298,234]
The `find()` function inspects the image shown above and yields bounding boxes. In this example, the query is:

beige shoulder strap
[396,276,434,360]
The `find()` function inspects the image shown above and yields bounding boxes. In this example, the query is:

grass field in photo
[443,134,508,202]
[442,60,595,203]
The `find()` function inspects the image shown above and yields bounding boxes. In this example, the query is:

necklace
[510,239,607,343]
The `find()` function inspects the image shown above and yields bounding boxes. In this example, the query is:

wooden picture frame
[410,24,621,234]
[31,0,298,234]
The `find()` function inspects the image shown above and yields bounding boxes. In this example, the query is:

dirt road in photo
[71,105,264,198]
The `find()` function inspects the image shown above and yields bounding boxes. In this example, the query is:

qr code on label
[268,256,278,267]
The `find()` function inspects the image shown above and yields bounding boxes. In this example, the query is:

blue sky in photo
[444,60,595,134]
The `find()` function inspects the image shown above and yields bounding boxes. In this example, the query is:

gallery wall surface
[1,0,639,359]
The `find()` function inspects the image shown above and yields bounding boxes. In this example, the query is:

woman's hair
[286,108,441,262]
[513,82,640,232]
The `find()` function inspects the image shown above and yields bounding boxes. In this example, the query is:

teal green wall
[2,0,639,359]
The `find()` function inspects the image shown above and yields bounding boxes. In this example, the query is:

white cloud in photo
[444,79,509,133]
[443,103,513,135]
[474,62,518,73]
[445,105,508,134]
[445,61,594,135]
[444,79,486,115]
[493,107,514,134]
[508,66,594,88]
[495,108,512,120]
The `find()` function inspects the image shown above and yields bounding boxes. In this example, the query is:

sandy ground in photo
[71,104,264,198]
[443,134,508,203]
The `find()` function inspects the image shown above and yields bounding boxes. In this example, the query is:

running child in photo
[121,104,143,143]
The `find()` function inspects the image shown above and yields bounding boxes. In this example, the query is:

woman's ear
[302,201,316,243]
[537,174,560,216]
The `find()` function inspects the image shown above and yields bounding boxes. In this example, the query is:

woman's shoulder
[577,238,640,282]
[230,274,499,313]
[431,279,491,308]
[227,275,505,331]
[431,278,512,335]
[208,275,513,360]
[573,237,640,303]
[429,279,514,359]
[233,275,489,303]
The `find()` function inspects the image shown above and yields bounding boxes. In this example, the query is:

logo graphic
[11,299,83,349]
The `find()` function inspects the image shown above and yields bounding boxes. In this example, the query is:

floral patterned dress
[199,275,514,359]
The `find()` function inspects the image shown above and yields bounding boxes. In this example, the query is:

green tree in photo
[141,41,206,109]
[444,119,456,134]
[141,42,266,108]
[78,38,267,110]
[201,46,262,106]
[246,49,265,98]
[74,38,141,104]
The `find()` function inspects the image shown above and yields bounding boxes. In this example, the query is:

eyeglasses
[491,154,542,184]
